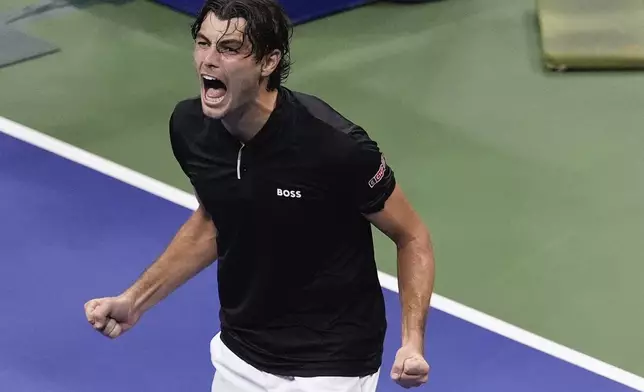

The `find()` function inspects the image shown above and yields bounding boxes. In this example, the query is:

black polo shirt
[169,87,396,377]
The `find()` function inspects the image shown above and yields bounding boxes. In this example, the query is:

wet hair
[191,0,293,90]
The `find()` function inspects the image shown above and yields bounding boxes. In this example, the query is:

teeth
[203,75,216,81]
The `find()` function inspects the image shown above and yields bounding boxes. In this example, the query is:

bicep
[364,184,428,247]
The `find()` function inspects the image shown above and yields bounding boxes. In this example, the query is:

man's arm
[339,126,433,386]
[121,203,218,316]
[364,184,435,351]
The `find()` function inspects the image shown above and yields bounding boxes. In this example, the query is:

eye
[219,46,238,53]
[197,40,209,48]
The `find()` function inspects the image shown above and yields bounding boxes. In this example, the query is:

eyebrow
[195,33,244,46]
[217,37,243,46]
[195,33,210,42]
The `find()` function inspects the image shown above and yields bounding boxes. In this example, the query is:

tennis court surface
[2,117,642,391]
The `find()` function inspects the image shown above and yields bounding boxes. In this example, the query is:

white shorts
[209,332,380,392]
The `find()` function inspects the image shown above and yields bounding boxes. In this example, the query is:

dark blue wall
[152,0,375,25]
[278,0,374,24]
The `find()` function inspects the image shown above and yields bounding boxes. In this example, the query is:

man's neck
[222,88,279,143]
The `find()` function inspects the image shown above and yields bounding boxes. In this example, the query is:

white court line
[1,115,642,392]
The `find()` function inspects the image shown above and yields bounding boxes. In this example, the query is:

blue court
[0,126,639,392]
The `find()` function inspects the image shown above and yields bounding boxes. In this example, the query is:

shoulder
[168,97,204,171]
[286,90,396,213]
[169,96,202,133]
[168,96,207,151]
[287,89,379,157]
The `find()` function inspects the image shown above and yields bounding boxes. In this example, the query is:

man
[84,1,435,391]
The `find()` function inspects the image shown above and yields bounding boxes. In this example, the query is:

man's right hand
[83,205,217,340]
[84,295,141,339]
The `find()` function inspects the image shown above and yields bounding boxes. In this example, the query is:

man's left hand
[390,345,430,388]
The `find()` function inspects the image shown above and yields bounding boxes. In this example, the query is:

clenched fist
[390,344,430,389]
[84,296,140,339]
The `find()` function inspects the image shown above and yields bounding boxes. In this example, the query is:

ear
[261,49,282,77]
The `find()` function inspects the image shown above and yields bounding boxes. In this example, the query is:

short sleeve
[344,134,396,214]
[168,104,195,181]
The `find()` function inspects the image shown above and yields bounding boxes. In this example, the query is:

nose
[203,47,221,69]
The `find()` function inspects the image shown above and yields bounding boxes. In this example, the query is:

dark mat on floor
[0,26,60,68]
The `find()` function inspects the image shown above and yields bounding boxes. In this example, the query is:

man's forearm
[397,232,435,351]
[121,205,218,315]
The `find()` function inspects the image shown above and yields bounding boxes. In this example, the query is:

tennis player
[84,1,435,390]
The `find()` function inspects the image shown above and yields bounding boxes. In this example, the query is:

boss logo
[277,188,302,198]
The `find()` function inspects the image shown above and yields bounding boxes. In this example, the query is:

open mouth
[202,75,227,104]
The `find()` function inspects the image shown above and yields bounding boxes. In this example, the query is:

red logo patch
[368,154,387,188]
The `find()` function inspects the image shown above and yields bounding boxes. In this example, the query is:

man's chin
[202,105,225,119]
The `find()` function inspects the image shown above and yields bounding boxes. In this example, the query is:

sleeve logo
[368,154,387,188]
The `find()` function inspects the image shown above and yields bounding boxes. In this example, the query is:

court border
[1,115,642,392]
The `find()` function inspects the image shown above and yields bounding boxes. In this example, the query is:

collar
[206,86,291,150]
[243,86,289,148]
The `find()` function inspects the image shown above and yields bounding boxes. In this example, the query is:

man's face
[193,13,265,119]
